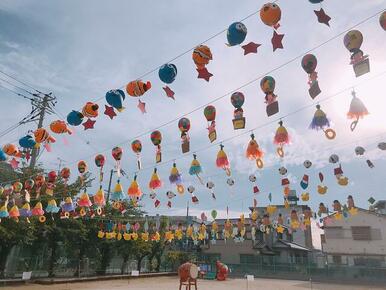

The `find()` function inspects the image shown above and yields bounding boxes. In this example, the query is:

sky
[0,0,385,227]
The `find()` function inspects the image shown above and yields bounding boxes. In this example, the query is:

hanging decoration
[261,76,279,116]
[192,45,213,82]
[34,128,56,151]
[178,117,191,153]
[204,105,217,142]
[231,92,246,129]
[50,120,73,135]
[32,202,45,222]
[317,171,327,194]
[309,0,331,26]
[189,154,204,185]
[329,154,349,186]
[260,3,284,51]
[301,54,321,99]
[309,105,336,140]
[347,90,368,131]
[60,167,71,191]
[126,80,151,113]
[78,190,93,215]
[380,11,386,31]
[111,179,126,205]
[93,186,106,210]
[246,133,264,168]
[216,144,231,176]
[104,89,126,119]
[169,163,184,194]
[278,166,291,196]
[344,30,370,77]
[206,180,216,200]
[81,102,99,130]
[67,110,84,126]
[188,185,199,204]
[248,174,260,194]
[77,160,88,185]
[61,197,75,218]
[46,170,57,196]
[226,22,247,46]
[128,175,142,204]
[274,120,290,158]
[112,146,123,177]
[159,64,177,99]
[131,139,142,170]
[150,130,162,163]
[149,168,162,199]
[18,135,35,161]
[301,160,312,200]
[95,154,106,183]
[45,199,60,214]
[354,146,374,168]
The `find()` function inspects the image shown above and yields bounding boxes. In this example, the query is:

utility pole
[106,169,114,203]
[29,93,56,169]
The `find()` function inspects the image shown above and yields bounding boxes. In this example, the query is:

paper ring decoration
[80,208,86,216]
[276,147,284,158]
[350,120,358,132]
[112,201,121,209]
[96,207,102,215]
[64,212,70,218]
[256,158,264,169]
[324,128,336,140]
[39,215,46,223]
[177,184,185,194]
[259,224,266,232]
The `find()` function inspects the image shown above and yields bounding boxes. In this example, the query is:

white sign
[246,275,254,281]
[131,270,140,276]
[22,272,32,280]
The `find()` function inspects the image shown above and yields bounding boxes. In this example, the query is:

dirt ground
[4,276,386,290]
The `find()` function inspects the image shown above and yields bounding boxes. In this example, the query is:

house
[200,204,313,265]
[321,201,386,267]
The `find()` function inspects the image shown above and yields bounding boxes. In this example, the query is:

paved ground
[4,276,386,290]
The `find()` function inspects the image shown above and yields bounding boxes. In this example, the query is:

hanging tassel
[189,154,204,184]
[78,190,93,207]
[111,180,125,201]
[149,168,162,191]
[128,175,142,201]
[45,199,60,214]
[246,133,264,168]
[309,105,336,139]
[94,185,106,207]
[274,121,289,157]
[216,144,231,176]
[347,91,368,131]
[9,205,20,221]
[169,163,184,193]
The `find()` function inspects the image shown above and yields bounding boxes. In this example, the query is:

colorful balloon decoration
[192,45,213,81]
[216,144,231,176]
[227,22,247,46]
[50,120,73,135]
[301,54,321,99]
[131,139,142,170]
[246,133,264,169]
[231,92,245,129]
[34,174,45,198]
[189,154,204,185]
[77,160,88,185]
[261,76,279,116]
[159,63,177,84]
[344,30,370,77]
[204,105,217,142]
[347,90,368,131]
[169,163,184,194]
[260,3,284,51]
[128,175,142,203]
[151,130,162,163]
[0,149,6,161]
[95,154,106,183]
[67,110,84,126]
[380,11,386,31]
[105,89,126,113]
[2,143,21,157]
[19,135,36,149]
[178,117,191,153]
[60,167,71,185]
[126,80,152,97]
[274,121,290,157]
[149,168,162,193]
[309,105,336,140]
[82,102,99,118]
[112,146,123,177]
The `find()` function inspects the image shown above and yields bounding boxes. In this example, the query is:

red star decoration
[197,67,213,82]
[25,150,31,161]
[82,118,96,130]
[137,99,146,114]
[242,42,261,55]
[314,8,331,27]
[163,86,175,100]
[272,31,284,51]
[104,105,116,119]
[10,158,19,169]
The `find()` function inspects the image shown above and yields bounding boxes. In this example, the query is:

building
[200,204,313,265]
[321,201,386,267]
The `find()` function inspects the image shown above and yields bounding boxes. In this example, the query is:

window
[332,255,342,265]
[354,257,382,267]
[325,226,343,239]
[351,226,371,240]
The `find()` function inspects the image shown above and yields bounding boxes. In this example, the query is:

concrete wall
[202,240,256,264]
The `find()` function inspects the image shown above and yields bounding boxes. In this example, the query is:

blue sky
[0,0,385,220]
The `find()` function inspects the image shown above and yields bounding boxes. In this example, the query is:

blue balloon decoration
[158,63,177,84]
[227,22,247,46]
[19,135,36,149]
[106,89,126,111]
[0,149,6,161]
[67,110,84,126]
[309,0,323,3]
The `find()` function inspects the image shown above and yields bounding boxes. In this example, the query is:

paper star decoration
[242,42,261,55]
[82,118,96,130]
[10,158,19,169]
[272,31,284,51]
[276,225,285,234]
[137,100,146,114]
[314,8,331,27]
[104,105,116,119]
[163,86,175,100]
[197,67,213,82]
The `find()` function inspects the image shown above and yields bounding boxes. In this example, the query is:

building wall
[202,240,256,264]
[322,210,386,266]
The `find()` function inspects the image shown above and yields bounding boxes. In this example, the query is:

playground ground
[2,276,386,290]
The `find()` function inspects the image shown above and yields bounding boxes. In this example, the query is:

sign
[246,275,254,281]
[22,272,32,280]
[131,270,140,276]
